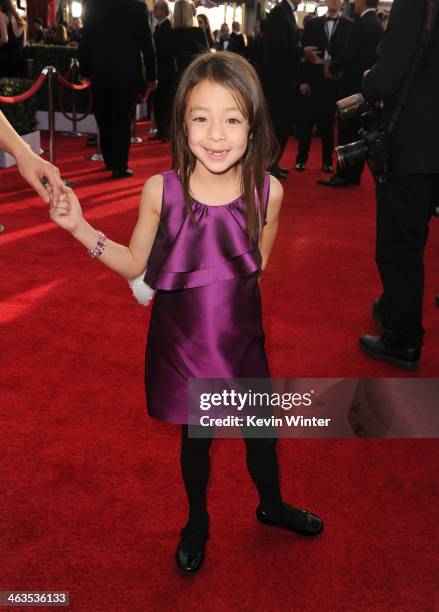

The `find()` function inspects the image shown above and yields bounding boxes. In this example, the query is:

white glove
[127,270,156,306]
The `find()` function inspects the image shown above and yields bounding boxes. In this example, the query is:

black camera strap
[386,0,439,136]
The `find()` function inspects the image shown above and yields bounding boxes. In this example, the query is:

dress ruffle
[144,170,269,291]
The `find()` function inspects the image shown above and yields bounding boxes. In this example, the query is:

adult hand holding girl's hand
[16,150,63,205]
[49,185,83,234]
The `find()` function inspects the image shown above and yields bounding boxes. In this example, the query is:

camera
[335,94,390,183]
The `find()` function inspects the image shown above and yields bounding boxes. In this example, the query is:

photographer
[318,0,383,187]
[358,0,439,370]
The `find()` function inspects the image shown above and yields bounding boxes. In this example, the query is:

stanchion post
[26,58,35,79]
[62,58,84,137]
[86,128,104,162]
[147,107,157,135]
[130,110,143,144]
[47,66,56,164]
[72,59,79,135]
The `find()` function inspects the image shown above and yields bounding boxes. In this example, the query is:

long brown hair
[170,52,278,242]
[0,0,23,25]
[197,13,215,48]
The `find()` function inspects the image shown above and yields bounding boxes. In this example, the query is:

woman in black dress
[0,0,26,78]
[169,0,209,81]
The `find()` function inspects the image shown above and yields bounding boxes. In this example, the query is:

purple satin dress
[144,169,271,424]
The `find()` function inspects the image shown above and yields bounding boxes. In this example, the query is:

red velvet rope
[56,72,91,91]
[0,71,47,104]
[57,67,92,122]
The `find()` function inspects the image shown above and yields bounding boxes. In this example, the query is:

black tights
[180,424,286,530]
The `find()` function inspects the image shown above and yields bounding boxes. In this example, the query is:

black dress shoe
[256,503,323,536]
[317,174,354,187]
[295,162,306,171]
[435,294,439,307]
[279,166,289,174]
[372,298,385,335]
[175,526,210,575]
[359,335,421,370]
[112,169,134,179]
[322,163,333,173]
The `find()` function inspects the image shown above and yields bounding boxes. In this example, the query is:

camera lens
[335,140,367,169]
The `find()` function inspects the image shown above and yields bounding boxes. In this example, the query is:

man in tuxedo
[217,23,231,50]
[318,0,383,187]
[262,0,324,180]
[229,21,247,56]
[296,0,352,173]
[358,0,439,370]
[151,0,176,142]
[79,0,157,179]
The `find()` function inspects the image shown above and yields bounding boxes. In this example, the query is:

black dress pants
[91,87,139,171]
[152,80,174,140]
[296,89,337,166]
[375,173,439,347]
[265,80,296,163]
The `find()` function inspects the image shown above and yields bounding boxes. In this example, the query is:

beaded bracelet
[89,230,107,258]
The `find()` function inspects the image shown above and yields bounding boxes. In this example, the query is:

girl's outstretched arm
[50,175,163,280]
[259,175,283,275]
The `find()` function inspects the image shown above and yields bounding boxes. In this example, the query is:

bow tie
[326,16,338,22]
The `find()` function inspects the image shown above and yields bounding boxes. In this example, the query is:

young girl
[49,52,323,576]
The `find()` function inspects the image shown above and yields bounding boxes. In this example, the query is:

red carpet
[1,127,438,611]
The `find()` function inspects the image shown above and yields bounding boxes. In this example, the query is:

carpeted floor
[1,128,438,611]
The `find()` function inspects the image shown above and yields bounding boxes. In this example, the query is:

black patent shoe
[256,503,323,536]
[295,162,306,171]
[175,526,210,575]
[359,334,421,370]
[322,163,333,173]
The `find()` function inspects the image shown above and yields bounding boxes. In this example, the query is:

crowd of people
[0,0,84,78]
[29,17,84,46]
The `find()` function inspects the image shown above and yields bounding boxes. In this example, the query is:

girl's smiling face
[185,79,250,175]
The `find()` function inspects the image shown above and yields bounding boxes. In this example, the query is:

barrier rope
[0,68,48,104]
[56,72,91,92]
[57,66,92,122]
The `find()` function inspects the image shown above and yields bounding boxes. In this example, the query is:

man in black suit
[151,0,176,142]
[358,0,439,370]
[262,0,323,180]
[296,0,352,173]
[79,0,157,179]
[318,0,383,187]
[229,21,247,56]
[217,23,231,51]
